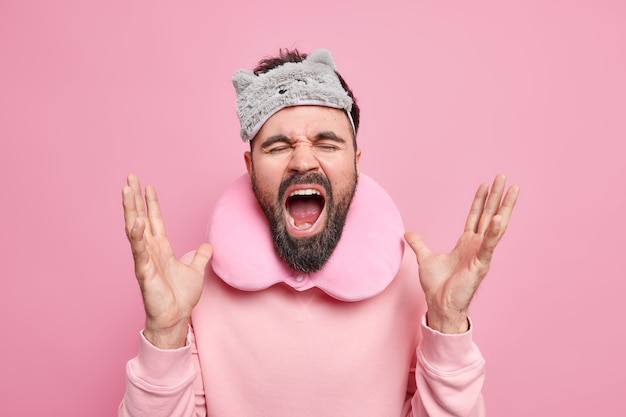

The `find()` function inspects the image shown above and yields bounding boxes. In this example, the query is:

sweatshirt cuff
[126,328,196,388]
[418,315,485,374]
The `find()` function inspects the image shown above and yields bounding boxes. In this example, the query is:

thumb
[404,231,432,265]
[190,243,213,273]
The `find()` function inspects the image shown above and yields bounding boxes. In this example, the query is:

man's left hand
[405,174,519,333]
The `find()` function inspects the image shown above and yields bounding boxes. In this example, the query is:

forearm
[409,317,486,417]
[118,329,204,417]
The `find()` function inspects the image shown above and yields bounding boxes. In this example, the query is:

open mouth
[285,188,326,234]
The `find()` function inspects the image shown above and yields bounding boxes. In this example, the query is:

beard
[251,170,358,273]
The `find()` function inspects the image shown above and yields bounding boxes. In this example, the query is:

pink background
[1,0,624,415]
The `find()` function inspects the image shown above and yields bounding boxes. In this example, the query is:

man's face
[244,105,361,273]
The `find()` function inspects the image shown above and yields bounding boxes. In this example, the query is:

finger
[127,174,152,235]
[477,174,506,235]
[494,185,520,235]
[122,185,138,237]
[464,182,489,233]
[145,185,166,237]
[128,217,151,270]
[404,231,432,265]
[477,214,503,266]
[189,243,213,274]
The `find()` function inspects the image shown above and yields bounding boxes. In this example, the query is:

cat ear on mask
[232,70,257,95]
[305,49,336,70]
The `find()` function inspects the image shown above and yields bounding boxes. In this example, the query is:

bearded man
[119,48,519,417]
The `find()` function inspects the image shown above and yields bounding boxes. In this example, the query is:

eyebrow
[314,131,347,145]
[260,134,291,150]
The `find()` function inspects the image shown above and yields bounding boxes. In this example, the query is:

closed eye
[261,134,293,154]
[266,145,291,154]
[315,143,340,152]
[313,131,346,152]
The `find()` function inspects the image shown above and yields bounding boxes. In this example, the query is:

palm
[134,232,206,329]
[405,174,519,333]
[418,232,488,315]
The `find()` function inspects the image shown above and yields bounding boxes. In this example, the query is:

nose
[288,144,320,174]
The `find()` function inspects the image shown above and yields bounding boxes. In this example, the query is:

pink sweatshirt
[119,175,486,417]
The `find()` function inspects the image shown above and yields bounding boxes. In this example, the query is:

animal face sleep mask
[232,48,355,142]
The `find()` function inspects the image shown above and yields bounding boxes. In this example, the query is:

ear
[244,151,253,179]
[355,148,362,177]
[306,49,336,70]
[232,70,256,95]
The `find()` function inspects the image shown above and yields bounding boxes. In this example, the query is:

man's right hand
[122,174,212,349]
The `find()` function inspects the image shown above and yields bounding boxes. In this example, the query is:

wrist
[426,310,469,334]
[143,320,190,349]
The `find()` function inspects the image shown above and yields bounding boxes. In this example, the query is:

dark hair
[253,48,360,144]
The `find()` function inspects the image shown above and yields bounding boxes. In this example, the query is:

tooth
[289,189,320,197]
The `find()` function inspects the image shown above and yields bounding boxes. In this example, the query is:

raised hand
[122,174,212,348]
[404,174,519,334]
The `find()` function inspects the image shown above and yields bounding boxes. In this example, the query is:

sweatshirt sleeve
[118,327,206,417]
[410,316,486,417]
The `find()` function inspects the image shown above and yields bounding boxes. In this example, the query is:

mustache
[278,173,332,202]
